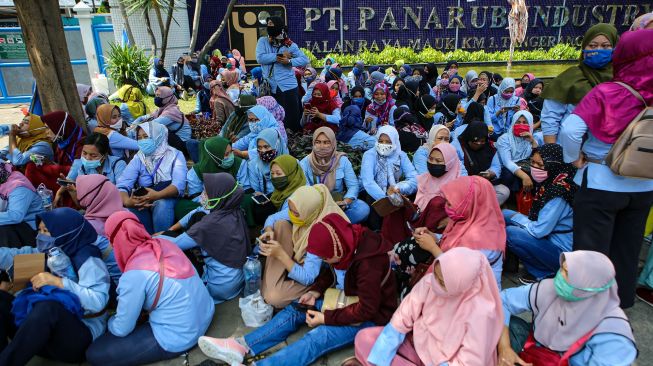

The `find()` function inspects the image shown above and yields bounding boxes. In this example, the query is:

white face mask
[109,118,123,131]
[375,142,394,156]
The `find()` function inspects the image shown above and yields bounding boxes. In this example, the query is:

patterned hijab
[366,83,395,126]
[528,144,578,221]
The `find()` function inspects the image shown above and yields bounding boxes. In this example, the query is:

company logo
[228,5,287,63]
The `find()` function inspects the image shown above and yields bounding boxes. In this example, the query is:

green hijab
[542,23,618,105]
[269,155,306,209]
[193,136,242,181]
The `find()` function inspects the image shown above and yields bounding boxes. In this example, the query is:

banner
[189,0,651,59]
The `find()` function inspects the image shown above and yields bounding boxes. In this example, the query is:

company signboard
[189,0,651,60]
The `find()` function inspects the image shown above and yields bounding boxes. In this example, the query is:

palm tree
[122,0,178,62]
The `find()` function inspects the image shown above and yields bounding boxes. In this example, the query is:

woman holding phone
[486,78,526,140]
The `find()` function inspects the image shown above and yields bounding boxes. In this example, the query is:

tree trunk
[160,0,174,63]
[14,0,86,131]
[199,0,237,59]
[117,0,136,45]
[143,9,158,55]
[153,3,165,40]
[189,0,202,52]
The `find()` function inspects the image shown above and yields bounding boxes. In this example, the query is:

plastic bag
[516,189,533,215]
[239,290,273,328]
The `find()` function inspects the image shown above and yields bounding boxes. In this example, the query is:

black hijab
[463,101,486,125]
[423,63,438,86]
[435,94,461,125]
[415,95,437,130]
[458,121,495,176]
[528,144,578,221]
[523,78,544,102]
[396,79,419,111]
[524,78,544,121]
[444,60,459,72]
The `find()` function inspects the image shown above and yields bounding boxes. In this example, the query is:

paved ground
[0,105,651,366]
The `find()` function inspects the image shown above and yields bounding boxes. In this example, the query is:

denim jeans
[130,198,177,234]
[504,215,563,280]
[86,322,184,366]
[244,300,373,366]
[345,199,371,224]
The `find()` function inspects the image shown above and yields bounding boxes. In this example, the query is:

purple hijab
[574,29,653,144]
[150,86,184,124]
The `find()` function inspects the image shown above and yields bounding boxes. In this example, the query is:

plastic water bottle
[47,247,78,282]
[37,183,53,211]
[243,255,261,297]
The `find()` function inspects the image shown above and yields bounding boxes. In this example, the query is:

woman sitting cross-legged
[498,251,637,366]
[352,247,504,366]
[496,110,542,193]
[301,82,342,133]
[86,211,214,366]
[198,213,398,366]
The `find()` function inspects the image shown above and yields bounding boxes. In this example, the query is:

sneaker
[636,287,653,307]
[518,273,538,285]
[198,336,247,365]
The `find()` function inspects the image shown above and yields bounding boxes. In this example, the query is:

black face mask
[267,24,283,38]
[427,163,447,178]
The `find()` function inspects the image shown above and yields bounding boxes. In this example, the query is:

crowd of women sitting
[0,15,651,366]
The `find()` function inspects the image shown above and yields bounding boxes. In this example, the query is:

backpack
[604,82,653,179]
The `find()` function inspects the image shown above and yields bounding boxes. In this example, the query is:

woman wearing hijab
[84,93,109,131]
[326,80,345,107]
[0,208,109,365]
[77,84,92,107]
[496,110,541,192]
[412,124,451,174]
[541,23,618,144]
[319,56,337,79]
[187,136,248,197]
[160,173,249,303]
[300,127,370,224]
[433,94,462,131]
[133,86,191,145]
[366,70,386,99]
[365,83,396,134]
[442,75,467,100]
[301,82,342,133]
[199,212,397,366]
[503,144,576,283]
[413,94,438,131]
[394,79,419,112]
[487,78,526,139]
[0,114,54,167]
[258,185,348,307]
[514,73,535,97]
[220,94,257,142]
[109,84,146,124]
[478,70,498,98]
[116,121,187,234]
[392,109,427,153]
[259,154,307,224]
[360,126,417,230]
[523,78,544,126]
[342,86,370,112]
[86,211,213,365]
[461,70,479,95]
[347,60,369,89]
[336,105,376,150]
[257,95,288,140]
[0,163,42,247]
[559,28,653,309]
[41,111,86,167]
[146,58,172,96]
[93,104,139,159]
[498,251,636,366]
[231,49,247,73]
[354,247,503,366]
[233,105,281,159]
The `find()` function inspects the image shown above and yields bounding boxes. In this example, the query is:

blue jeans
[86,322,183,366]
[345,199,370,224]
[504,215,563,280]
[129,198,177,234]
[244,300,373,366]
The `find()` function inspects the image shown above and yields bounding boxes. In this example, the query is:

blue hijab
[251,66,263,83]
[254,127,288,174]
[153,57,169,78]
[37,208,101,271]
[245,105,280,145]
[337,105,363,143]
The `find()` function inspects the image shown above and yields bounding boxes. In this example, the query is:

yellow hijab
[288,184,349,263]
[17,114,51,152]
[116,85,146,118]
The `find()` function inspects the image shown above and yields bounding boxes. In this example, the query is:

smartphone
[303,103,312,110]
[255,237,268,246]
[406,222,415,233]
[251,194,270,205]
[277,53,285,58]
[56,178,76,187]
[292,302,316,313]
[132,187,148,197]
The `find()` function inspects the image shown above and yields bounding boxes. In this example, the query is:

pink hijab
[574,29,653,143]
[150,86,184,123]
[414,143,460,211]
[0,163,35,197]
[530,251,634,352]
[326,80,344,107]
[76,174,126,236]
[438,176,506,252]
[231,49,247,73]
[105,211,195,279]
[391,247,503,365]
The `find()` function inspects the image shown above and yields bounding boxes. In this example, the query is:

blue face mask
[220,152,235,168]
[352,97,365,107]
[36,233,56,252]
[138,138,157,155]
[305,76,316,85]
[582,49,613,69]
[81,157,102,171]
[249,121,262,134]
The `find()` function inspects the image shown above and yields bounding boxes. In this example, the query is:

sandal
[340,356,363,366]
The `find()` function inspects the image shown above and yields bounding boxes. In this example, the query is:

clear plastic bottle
[47,247,78,283]
[243,255,261,297]
[36,183,53,211]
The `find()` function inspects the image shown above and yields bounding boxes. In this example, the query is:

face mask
[423,110,436,118]
[226,63,233,69]
[259,149,277,163]
[138,138,157,155]
[512,124,530,137]
[469,81,478,88]
[457,106,466,114]
[399,71,407,78]
[427,163,447,178]
[271,176,289,190]
[329,89,338,98]
[352,97,365,107]
[249,121,262,134]
[375,142,394,156]
[530,166,548,183]
[305,76,316,84]
[204,184,238,210]
[352,68,361,77]
[36,233,57,252]
[267,25,283,38]
[81,157,103,171]
[501,92,513,100]
[374,98,387,105]
[582,49,613,69]
[154,96,164,107]
[554,270,614,302]
[449,84,461,92]
[440,79,449,87]
[288,210,305,226]
[220,152,235,169]
[109,118,123,131]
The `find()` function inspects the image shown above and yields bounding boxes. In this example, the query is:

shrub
[105,42,151,88]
